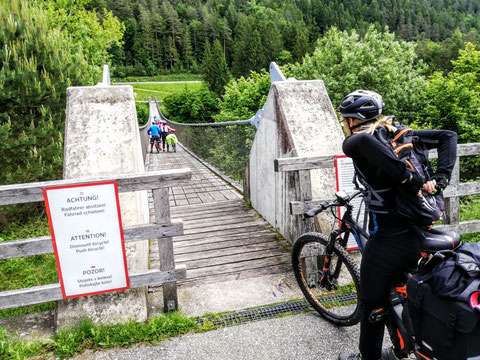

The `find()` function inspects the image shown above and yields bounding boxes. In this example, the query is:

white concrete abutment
[248,80,345,243]
[59,84,149,329]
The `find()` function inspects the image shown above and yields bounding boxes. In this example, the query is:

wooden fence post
[153,188,178,311]
[298,170,315,234]
[444,157,460,225]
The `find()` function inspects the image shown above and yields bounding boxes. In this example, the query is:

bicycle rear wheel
[292,232,361,326]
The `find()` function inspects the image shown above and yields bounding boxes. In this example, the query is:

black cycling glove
[403,170,424,194]
[428,173,449,193]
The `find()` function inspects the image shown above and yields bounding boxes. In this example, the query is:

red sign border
[334,155,360,251]
[43,181,130,299]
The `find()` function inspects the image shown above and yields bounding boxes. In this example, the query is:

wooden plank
[298,170,315,233]
[153,187,178,311]
[170,199,243,213]
[0,266,186,310]
[0,223,184,260]
[173,232,276,253]
[195,191,216,203]
[172,207,251,221]
[175,263,292,287]
[175,242,288,263]
[181,214,264,230]
[173,207,254,222]
[0,169,192,205]
[290,179,480,216]
[429,143,480,158]
[444,158,460,225]
[274,155,335,172]
[173,224,272,242]
[274,143,480,173]
[183,255,291,279]
[178,248,290,270]
[182,219,268,235]
[443,181,480,198]
[436,220,480,235]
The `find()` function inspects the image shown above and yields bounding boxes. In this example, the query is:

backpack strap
[353,164,391,214]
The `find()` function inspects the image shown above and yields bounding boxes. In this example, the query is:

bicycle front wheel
[292,232,361,326]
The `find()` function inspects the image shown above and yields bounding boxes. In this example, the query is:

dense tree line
[163,26,480,182]
[0,0,123,187]
[90,0,480,79]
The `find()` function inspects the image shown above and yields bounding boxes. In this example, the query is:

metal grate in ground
[195,292,358,327]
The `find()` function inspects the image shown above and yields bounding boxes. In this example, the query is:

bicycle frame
[319,192,369,287]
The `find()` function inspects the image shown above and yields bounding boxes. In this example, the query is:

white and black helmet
[338,90,385,121]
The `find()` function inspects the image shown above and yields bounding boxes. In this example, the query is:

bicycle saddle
[413,226,461,253]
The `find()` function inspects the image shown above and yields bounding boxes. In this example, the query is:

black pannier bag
[406,243,480,360]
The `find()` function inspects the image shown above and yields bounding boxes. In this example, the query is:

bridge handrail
[0,169,192,311]
[153,98,253,127]
[274,142,480,236]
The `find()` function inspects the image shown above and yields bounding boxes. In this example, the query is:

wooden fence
[0,169,191,312]
[274,143,480,235]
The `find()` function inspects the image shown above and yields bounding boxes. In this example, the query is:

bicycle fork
[318,229,344,289]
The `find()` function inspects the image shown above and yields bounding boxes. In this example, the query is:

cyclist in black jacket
[337,90,457,360]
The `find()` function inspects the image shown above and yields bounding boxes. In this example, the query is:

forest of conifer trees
[88,0,480,78]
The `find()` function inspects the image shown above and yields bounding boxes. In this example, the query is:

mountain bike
[292,190,366,326]
[150,136,161,153]
[292,190,462,358]
[154,138,161,153]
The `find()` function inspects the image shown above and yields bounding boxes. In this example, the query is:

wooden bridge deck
[146,145,291,288]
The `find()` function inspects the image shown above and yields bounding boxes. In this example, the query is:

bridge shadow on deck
[146,145,292,292]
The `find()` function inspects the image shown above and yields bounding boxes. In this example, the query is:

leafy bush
[420,43,480,143]
[214,70,272,123]
[136,102,149,126]
[290,26,427,124]
[419,43,480,180]
[163,86,219,123]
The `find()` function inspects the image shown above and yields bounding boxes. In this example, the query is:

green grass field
[115,82,203,103]
[112,74,202,83]
[0,216,56,318]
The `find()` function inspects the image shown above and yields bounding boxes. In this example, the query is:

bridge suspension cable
[143,62,291,185]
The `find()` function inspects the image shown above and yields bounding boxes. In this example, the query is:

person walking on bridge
[159,120,176,152]
[147,121,161,153]
[166,133,178,152]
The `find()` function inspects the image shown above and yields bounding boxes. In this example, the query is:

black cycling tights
[359,222,420,360]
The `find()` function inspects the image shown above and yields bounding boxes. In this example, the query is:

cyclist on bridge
[147,120,161,153]
[159,120,176,152]
[337,90,457,360]
[166,133,178,152]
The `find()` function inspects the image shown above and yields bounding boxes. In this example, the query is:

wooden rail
[275,143,480,235]
[0,170,191,311]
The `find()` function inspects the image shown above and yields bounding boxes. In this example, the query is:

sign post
[43,182,129,299]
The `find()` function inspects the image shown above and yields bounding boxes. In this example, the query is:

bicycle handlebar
[302,190,364,220]
[303,201,330,219]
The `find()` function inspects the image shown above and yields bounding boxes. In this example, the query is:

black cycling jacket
[343,128,457,223]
